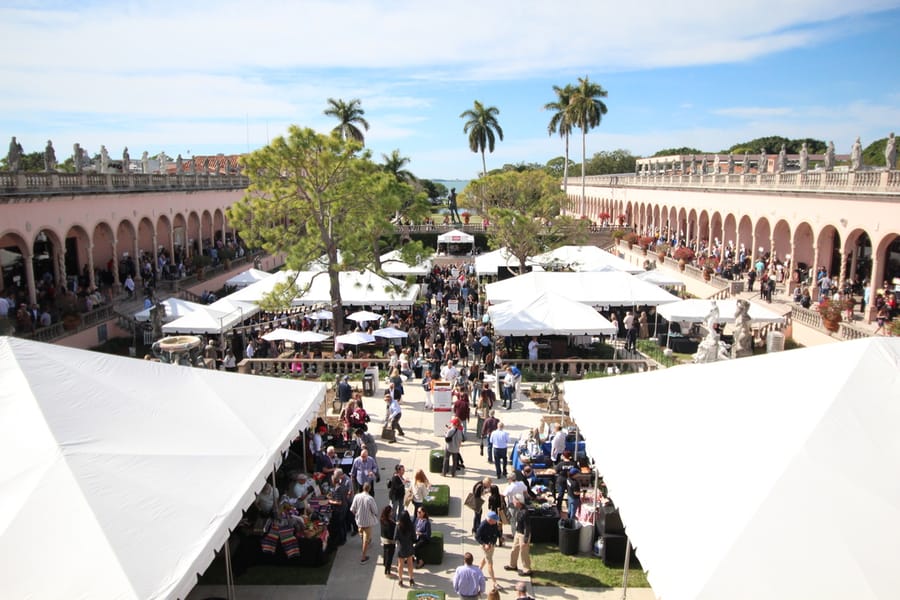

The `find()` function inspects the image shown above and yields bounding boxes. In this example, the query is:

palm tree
[324,98,370,144]
[460,100,503,214]
[381,149,415,183]
[569,76,608,215]
[544,83,576,194]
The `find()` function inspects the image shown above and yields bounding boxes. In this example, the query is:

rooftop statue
[824,141,835,172]
[44,140,57,172]
[885,132,896,171]
[850,137,862,171]
[7,136,22,172]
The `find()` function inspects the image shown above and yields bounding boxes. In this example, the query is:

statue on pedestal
[850,137,862,171]
[713,154,721,174]
[776,144,787,173]
[73,143,82,173]
[824,141,835,171]
[7,136,21,172]
[742,152,751,174]
[700,156,708,175]
[727,152,735,174]
[731,299,753,359]
[141,151,149,173]
[176,154,184,174]
[759,148,768,174]
[799,142,809,172]
[885,132,896,171]
[693,301,729,363]
[43,140,57,172]
[149,299,165,341]
[122,147,130,173]
[100,145,109,173]
[690,154,697,174]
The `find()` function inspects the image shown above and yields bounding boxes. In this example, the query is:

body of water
[432,179,470,196]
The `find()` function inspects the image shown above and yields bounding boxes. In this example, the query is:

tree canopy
[460,100,504,178]
[463,170,588,273]
[324,98,370,144]
[652,147,703,157]
[727,136,826,155]
[582,149,637,176]
[863,137,890,167]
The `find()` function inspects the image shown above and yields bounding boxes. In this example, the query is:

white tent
[0,336,326,600]
[224,269,298,303]
[532,245,643,274]
[134,297,208,323]
[225,267,272,289]
[162,305,242,335]
[488,291,616,336]
[564,338,900,600]
[207,297,259,322]
[290,270,420,307]
[474,247,538,277]
[485,271,680,307]
[656,298,785,324]
[262,328,330,344]
[633,269,686,289]
[380,249,433,277]
[436,228,475,254]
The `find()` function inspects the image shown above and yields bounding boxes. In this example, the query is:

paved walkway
[190,381,656,600]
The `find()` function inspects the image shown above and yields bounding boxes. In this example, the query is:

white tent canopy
[564,338,900,600]
[475,247,538,277]
[532,245,643,274]
[0,336,326,600]
[379,249,433,277]
[225,269,298,303]
[436,228,475,255]
[162,305,244,335]
[134,297,208,323]
[225,269,419,307]
[225,267,272,289]
[485,271,680,307]
[656,298,786,324]
[488,291,616,336]
[207,297,259,322]
[633,269,687,289]
[262,328,330,344]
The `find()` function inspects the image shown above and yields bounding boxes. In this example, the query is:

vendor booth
[436,228,475,255]
[0,336,326,600]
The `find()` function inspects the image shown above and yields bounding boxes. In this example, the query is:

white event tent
[436,228,475,254]
[485,271,680,307]
[133,297,208,323]
[379,249,433,277]
[225,270,419,308]
[225,267,272,289]
[0,336,326,600]
[633,269,687,289]
[532,245,643,274]
[162,305,241,335]
[488,291,616,336]
[475,247,538,277]
[656,298,786,324]
[564,338,900,600]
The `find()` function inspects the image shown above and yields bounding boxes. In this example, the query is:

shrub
[623,232,639,245]
[673,247,695,262]
[817,298,843,323]
[611,229,626,241]
[638,236,655,249]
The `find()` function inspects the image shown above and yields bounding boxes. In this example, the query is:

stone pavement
[190,380,656,600]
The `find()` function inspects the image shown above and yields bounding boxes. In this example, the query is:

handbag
[463,491,477,511]
[381,426,395,442]
[487,587,501,600]
[403,489,414,508]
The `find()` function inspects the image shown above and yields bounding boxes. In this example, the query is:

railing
[576,170,899,195]
[236,357,657,378]
[789,305,873,340]
[0,171,250,196]
[24,304,117,343]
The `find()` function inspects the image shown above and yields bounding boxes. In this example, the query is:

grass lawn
[529,543,649,588]
[197,548,335,586]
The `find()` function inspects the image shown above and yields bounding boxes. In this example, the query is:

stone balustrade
[0,171,250,197]
[573,169,899,195]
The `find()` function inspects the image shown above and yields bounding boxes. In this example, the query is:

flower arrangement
[656,243,671,260]
[672,247,695,262]
[817,297,843,324]
[597,211,611,221]
[623,232,639,247]
[461,211,470,224]
[638,236,655,250]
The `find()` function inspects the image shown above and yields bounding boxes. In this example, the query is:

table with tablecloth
[511,439,586,472]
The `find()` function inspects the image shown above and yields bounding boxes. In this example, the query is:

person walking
[394,510,416,587]
[550,423,566,465]
[503,495,533,576]
[349,482,379,564]
[566,467,583,520]
[489,421,510,480]
[442,417,463,477]
[349,448,378,494]
[470,477,492,535]
[475,511,502,590]
[554,451,577,512]
[482,410,499,464]
[387,463,407,518]
[384,392,404,439]
[453,552,487,600]
[379,505,397,577]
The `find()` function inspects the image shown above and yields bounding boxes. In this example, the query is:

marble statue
[73,143,82,173]
[742,152,751,174]
[799,142,809,172]
[100,145,109,173]
[43,140,57,172]
[149,299,165,341]
[693,301,729,363]
[7,136,21,171]
[690,154,697,174]
[713,154,721,174]
[175,154,183,174]
[824,141,835,171]
[141,151,149,173]
[776,144,786,173]
[700,156,708,175]
[885,132,896,171]
[727,152,735,174]
[122,147,130,172]
[731,299,753,359]
[759,148,768,174]
[850,137,862,171]
[680,157,686,174]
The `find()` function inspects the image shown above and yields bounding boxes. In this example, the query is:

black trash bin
[558,518,581,556]
[363,373,375,397]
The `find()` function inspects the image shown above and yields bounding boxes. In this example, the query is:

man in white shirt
[550,423,567,465]
[527,337,539,361]
[441,360,459,384]
[504,474,528,530]
[489,422,511,479]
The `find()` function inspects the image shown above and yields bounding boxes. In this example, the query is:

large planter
[822,318,840,332]
[678,259,686,272]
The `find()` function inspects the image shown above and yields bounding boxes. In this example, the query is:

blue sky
[2,1,899,179]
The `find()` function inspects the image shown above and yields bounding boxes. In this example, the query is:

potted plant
[673,247,695,271]
[656,243,671,262]
[219,246,235,270]
[638,236,655,255]
[461,211,470,224]
[192,254,212,280]
[611,229,626,242]
[817,297,843,332]
[597,211,611,224]
[623,232,639,249]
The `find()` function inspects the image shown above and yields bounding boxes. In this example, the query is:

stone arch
[0,231,30,297]
[31,226,65,288]
[814,224,841,276]
[63,224,91,287]
[772,220,792,263]
[737,215,753,259]
[723,214,737,250]
[115,219,137,263]
[173,213,188,257]
[710,211,724,247]
[187,211,201,256]
[201,209,213,247]
[156,214,173,263]
[791,222,815,283]
[697,210,711,248]
[872,232,900,288]
[843,228,873,286]
[137,217,155,259]
[753,218,772,258]
[213,208,225,243]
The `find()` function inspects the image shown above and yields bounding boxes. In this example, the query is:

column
[810,246,820,301]
[24,251,37,306]
[152,234,159,280]
[865,254,882,322]
[55,246,67,291]
[87,243,96,290]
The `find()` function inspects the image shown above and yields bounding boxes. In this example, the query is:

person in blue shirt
[475,511,501,589]
[452,552,486,600]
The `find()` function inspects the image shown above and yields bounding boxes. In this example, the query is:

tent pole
[621,534,631,600]
[224,537,235,600]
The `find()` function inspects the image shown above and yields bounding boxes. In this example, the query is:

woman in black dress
[394,509,416,587]
[379,505,396,577]
[487,485,504,546]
